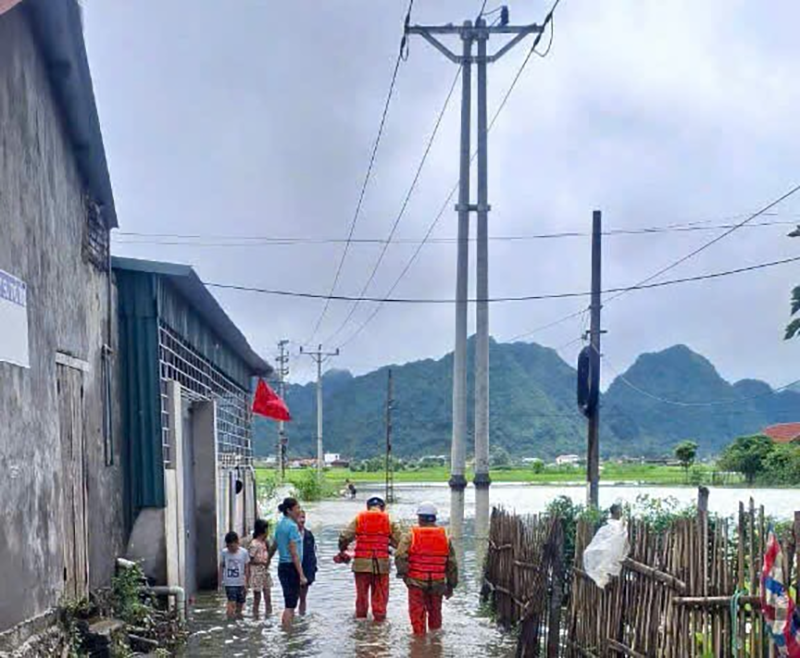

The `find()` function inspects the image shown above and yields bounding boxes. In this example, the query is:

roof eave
[112,257,272,377]
[24,0,118,228]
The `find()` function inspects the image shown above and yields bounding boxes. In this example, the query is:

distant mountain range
[252,340,800,460]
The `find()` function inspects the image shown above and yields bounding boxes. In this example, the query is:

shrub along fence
[483,488,800,657]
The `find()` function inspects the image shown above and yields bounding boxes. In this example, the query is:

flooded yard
[183,483,800,657]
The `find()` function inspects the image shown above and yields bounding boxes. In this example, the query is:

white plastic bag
[583,519,630,588]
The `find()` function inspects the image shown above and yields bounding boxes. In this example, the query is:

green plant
[292,470,333,501]
[257,471,278,502]
[674,440,698,477]
[112,563,153,628]
[718,434,774,484]
[627,494,696,532]
[59,598,94,658]
[530,458,545,474]
[688,464,705,486]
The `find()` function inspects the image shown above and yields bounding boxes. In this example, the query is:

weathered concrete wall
[125,508,167,584]
[0,6,125,631]
[0,611,68,658]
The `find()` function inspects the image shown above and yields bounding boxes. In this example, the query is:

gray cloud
[84,0,800,387]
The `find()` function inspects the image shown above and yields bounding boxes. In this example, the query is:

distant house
[331,458,351,468]
[556,454,582,466]
[419,455,447,467]
[324,452,341,465]
[762,423,800,444]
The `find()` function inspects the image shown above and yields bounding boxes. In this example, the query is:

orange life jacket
[407,526,449,582]
[354,510,391,560]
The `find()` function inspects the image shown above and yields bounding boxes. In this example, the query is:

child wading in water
[297,510,318,615]
[219,531,250,620]
[249,519,273,617]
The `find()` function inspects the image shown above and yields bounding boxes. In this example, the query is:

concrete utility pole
[384,368,394,504]
[587,210,602,507]
[300,344,339,476]
[407,13,544,492]
[275,340,290,482]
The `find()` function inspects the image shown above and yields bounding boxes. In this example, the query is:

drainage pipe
[147,586,186,622]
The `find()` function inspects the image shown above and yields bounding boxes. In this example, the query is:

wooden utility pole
[384,369,394,504]
[587,210,602,507]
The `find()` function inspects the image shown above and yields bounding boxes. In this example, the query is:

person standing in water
[248,519,273,617]
[218,531,250,620]
[395,502,458,636]
[337,496,403,622]
[274,497,307,629]
[297,509,318,615]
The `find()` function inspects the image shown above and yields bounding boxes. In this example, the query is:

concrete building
[0,0,123,642]
[114,257,270,595]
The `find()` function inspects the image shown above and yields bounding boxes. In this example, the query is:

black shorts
[225,586,246,604]
[278,563,301,609]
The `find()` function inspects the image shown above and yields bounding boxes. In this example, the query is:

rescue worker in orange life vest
[337,496,403,621]
[394,501,458,636]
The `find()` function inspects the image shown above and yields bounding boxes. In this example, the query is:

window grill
[158,323,252,469]
[83,196,109,271]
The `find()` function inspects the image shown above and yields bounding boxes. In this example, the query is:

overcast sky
[83,1,800,388]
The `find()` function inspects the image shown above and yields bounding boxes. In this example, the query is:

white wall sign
[0,269,29,368]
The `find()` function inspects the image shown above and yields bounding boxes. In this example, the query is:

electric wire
[203,253,800,304]
[112,219,799,247]
[322,65,462,345]
[305,0,415,344]
[604,183,800,307]
[333,0,565,348]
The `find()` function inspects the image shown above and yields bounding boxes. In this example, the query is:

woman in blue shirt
[274,497,307,629]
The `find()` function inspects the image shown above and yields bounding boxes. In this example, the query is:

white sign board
[0,269,29,368]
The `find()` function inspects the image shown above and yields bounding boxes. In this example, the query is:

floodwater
[184,483,800,657]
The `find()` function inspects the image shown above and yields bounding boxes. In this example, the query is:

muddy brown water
[183,483,800,657]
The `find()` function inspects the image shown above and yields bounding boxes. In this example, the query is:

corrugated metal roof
[112,257,271,377]
[22,0,118,227]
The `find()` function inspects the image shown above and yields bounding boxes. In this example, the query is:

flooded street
[184,483,800,657]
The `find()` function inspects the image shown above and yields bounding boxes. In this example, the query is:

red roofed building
[762,423,800,444]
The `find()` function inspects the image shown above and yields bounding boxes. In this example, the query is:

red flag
[252,378,291,421]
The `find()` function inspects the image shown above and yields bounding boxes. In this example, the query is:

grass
[255,463,745,490]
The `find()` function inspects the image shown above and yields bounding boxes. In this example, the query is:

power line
[334,0,565,349]
[305,0,415,344]
[604,183,800,306]
[322,66,462,345]
[203,253,800,304]
[112,219,799,248]
[505,185,800,349]
[488,0,561,128]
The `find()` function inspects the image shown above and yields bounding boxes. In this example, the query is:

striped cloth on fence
[761,528,800,657]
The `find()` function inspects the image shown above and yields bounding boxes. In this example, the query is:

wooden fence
[483,489,800,657]
[482,508,565,657]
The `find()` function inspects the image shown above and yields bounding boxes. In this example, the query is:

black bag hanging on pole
[577,345,599,418]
